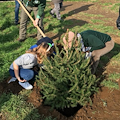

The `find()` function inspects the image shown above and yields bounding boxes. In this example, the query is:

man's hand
[18,78,27,82]
[33,18,39,27]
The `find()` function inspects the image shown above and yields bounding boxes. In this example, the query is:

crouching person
[8,42,54,90]
[63,30,114,74]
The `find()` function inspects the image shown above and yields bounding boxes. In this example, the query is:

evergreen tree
[36,33,99,109]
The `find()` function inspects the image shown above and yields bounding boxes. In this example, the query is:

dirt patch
[1,79,120,120]
[1,0,120,120]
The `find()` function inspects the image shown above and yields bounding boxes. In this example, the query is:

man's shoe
[17,38,26,42]
[19,81,33,90]
[8,77,17,83]
[50,11,56,18]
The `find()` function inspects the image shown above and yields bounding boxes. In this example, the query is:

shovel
[17,0,46,37]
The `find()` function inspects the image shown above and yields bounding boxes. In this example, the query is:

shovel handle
[17,0,46,37]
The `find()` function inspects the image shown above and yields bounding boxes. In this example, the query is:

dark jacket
[80,30,111,52]
[23,0,46,18]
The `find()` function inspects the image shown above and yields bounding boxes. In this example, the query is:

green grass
[108,73,120,81]
[64,0,99,1]
[0,92,40,120]
[0,92,56,120]
[101,73,120,90]
[110,52,120,66]
[99,2,120,12]
[0,0,120,119]
[91,19,105,24]
[101,80,119,90]
[80,12,104,17]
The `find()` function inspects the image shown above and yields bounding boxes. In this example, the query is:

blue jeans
[15,0,20,22]
[9,68,38,81]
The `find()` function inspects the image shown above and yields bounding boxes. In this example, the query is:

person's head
[63,31,81,51]
[26,42,54,64]
[63,31,75,50]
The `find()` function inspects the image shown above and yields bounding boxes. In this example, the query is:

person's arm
[33,18,39,27]
[13,62,27,82]
[33,0,46,26]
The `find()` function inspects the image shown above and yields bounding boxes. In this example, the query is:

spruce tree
[36,33,99,109]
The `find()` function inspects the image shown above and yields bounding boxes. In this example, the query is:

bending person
[27,37,55,60]
[8,42,54,90]
[63,30,114,74]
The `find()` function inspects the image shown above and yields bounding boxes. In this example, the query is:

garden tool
[17,0,46,37]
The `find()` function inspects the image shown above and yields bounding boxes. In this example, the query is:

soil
[1,0,120,120]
